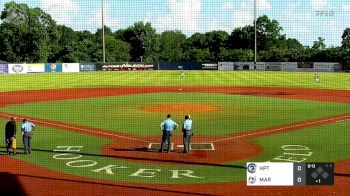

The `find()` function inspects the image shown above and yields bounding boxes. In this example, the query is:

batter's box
[148,143,174,151]
[190,143,215,150]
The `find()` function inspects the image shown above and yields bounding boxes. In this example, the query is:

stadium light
[102,0,106,63]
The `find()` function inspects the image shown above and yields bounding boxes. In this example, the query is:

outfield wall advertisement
[8,64,28,74]
[80,63,96,72]
[45,63,62,73]
[0,64,8,74]
[102,63,154,71]
[62,63,80,73]
[27,63,45,73]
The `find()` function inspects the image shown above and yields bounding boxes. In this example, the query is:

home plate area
[148,143,215,151]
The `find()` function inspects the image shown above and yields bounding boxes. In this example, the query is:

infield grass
[2,93,350,136]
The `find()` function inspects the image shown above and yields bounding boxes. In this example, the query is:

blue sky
[1,0,350,47]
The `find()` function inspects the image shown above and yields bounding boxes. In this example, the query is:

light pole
[102,0,106,63]
[254,0,257,66]
[140,56,143,63]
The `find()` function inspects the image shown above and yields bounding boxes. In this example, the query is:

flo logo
[12,64,24,73]
[247,163,257,173]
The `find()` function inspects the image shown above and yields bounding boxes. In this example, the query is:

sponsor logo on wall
[0,64,9,74]
[27,63,45,73]
[45,63,62,73]
[62,63,80,73]
[80,63,96,72]
[102,63,154,71]
[8,64,28,74]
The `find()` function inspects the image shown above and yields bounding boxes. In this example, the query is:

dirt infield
[1,86,349,195]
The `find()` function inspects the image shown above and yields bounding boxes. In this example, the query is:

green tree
[228,26,254,50]
[183,33,210,61]
[105,35,130,62]
[341,28,350,49]
[121,22,159,62]
[286,38,303,50]
[0,1,59,62]
[205,30,229,61]
[159,30,186,61]
[312,37,326,51]
[256,15,285,51]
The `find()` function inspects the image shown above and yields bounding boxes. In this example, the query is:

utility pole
[254,0,257,66]
[102,0,106,63]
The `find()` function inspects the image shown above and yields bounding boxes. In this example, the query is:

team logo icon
[12,64,23,73]
[247,163,257,173]
[248,176,256,184]
[50,64,57,71]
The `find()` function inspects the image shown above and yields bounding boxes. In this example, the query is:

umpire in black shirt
[5,117,17,155]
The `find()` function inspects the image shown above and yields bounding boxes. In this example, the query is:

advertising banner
[0,64,8,74]
[218,62,234,70]
[27,63,45,73]
[313,62,341,71]
[62,63,80,73]
[102,63,154,71]
[45,63,62,73]
[280,62,297,71]
[8,64,28,74]
[265,62,282,71]
[202,63,218,70]
[80,63,96,72]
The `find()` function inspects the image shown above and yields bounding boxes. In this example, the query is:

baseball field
[0,71,350,195]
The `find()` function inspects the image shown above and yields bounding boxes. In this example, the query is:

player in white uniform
[314,74,320,85]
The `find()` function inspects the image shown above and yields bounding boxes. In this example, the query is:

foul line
[336,119,350,123]
[0,113,151,143]
[210,115,350,143]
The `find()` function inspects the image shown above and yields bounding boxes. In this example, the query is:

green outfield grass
[0,71,349,92]
[2,93,350,136]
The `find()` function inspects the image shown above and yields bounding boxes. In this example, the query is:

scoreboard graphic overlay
[247,163,334,186]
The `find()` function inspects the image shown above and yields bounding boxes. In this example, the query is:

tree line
[0,1,350,68]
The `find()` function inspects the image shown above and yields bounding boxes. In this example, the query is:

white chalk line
[210,115,350,143]
[0,113,151,143]
[335,119,350,123]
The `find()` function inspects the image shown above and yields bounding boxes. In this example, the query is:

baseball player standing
[314,74,320,85]
[182,115,193,153]
[159,114,178,153]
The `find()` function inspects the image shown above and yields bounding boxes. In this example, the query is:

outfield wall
[0,61,343,74]
[218,62,342,72]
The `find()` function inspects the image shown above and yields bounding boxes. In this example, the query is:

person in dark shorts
[5,117,17,155]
